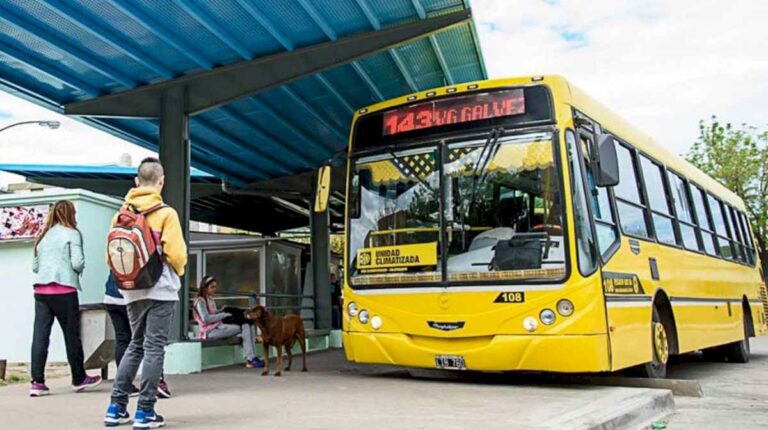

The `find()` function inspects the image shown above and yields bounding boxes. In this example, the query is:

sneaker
[129,385,140,398]
[72,374,102,392]
[156,380,171,399]
[29,381,50,397]
[246,357,265,368]
[132,408,165,429]
[104,403,131,427]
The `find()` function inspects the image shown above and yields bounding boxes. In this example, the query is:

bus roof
[353,75,746,211]
[560,76,745,211]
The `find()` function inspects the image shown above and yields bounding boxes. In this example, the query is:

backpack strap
[124,203,167,215]
[141,203,167,216]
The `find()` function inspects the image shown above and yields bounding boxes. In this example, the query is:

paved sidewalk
[666,336,768,429]
[0,348,671,430]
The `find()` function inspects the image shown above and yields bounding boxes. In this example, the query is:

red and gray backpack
[107,204,165,290]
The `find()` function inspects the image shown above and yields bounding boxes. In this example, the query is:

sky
[0,91,154,187]
[1,0,766,187]
[473,0,768,153]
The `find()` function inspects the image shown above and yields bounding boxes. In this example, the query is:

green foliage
[407,186,440,222]
[686,116,768,255]
[0,373,30,386]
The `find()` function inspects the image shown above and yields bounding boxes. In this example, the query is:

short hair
[137,157,164,186]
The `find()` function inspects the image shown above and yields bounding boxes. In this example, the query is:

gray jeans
[111,300,174,410]
[207,323,256,361]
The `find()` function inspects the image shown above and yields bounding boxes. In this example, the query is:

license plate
[435,355,466,370]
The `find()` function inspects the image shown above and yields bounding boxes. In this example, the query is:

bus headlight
[347,302,358,318]
[358,310,369,324]
[540,309,556,325]
[371,316,382,330]
[557,299,574,317]
[523,316,538,332]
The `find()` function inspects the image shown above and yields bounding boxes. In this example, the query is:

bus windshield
[348,131,566,287]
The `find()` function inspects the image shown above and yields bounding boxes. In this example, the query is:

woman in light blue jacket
[29,200,101,397]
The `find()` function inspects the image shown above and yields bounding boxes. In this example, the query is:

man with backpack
[104,157,187,429]
[103,273,172,399]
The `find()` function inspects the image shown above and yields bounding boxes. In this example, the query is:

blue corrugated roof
[0,163,345,233]
[0,0,486,185]
[0,163,216,182]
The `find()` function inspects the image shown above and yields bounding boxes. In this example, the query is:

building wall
[0,240,68,362]
[74,196,122,304]
[0,189,121,361]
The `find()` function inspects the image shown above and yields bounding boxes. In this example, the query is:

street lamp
[0,120,61,133]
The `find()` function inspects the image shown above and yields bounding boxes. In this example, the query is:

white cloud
[0,91,154,187]
[473,0,768,156]
[2,0,766,189]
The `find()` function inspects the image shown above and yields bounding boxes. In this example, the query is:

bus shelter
[0,187,331,372]
[0,0,487,341]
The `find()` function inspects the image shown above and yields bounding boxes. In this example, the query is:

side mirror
[314,165,331,213]
[593,135,619,187]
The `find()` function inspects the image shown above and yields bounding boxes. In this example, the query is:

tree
[686,116,768,269]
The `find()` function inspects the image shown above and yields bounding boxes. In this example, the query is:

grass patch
[0,373,30,387]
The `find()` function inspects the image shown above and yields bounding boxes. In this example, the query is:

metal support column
[159,86,191,341]
[310,174,331,330]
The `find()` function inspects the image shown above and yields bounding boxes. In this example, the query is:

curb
[540,388,675,430]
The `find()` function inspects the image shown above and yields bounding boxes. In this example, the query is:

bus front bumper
[342,331,610,373]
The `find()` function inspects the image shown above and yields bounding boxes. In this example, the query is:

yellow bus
[341,75,767,377]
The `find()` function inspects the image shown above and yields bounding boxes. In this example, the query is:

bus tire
[722,312,751,364]
[640,305,669,379]
[701,346,727,362]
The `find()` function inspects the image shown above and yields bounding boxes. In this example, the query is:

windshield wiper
[458,127,505,248]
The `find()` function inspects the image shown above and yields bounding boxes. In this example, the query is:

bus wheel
[721,312,751,363]
[640,306,669,378]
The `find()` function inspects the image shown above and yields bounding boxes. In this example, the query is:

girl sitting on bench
[193,275,264,368]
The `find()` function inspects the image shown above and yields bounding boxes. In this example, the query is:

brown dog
[246,305,307,376]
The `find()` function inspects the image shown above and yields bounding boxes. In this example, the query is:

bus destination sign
[382,89,525,136]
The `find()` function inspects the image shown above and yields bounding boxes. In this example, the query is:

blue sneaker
[104,403,131,427]
[246,357,265,368]
[132,408,165,429]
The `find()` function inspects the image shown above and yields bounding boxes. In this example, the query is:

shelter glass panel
[204,249,261,309]
[267,245,302,316]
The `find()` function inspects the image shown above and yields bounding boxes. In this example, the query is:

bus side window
[580,135,619,258]
[614,143,651,238]
[690,184,718,256]
[667,171,701,252]
[738,211,756,265]
[639,155,678,246]
[708,194,733,259]
[727,205,746,263]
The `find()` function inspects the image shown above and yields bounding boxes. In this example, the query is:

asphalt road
[665,335,768,429]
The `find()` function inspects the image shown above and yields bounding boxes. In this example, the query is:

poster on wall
[0,205,49,240]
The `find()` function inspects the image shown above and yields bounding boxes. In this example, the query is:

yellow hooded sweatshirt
[110,186,188,304]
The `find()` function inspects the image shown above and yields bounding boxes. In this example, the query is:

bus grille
[761,285,768,322]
